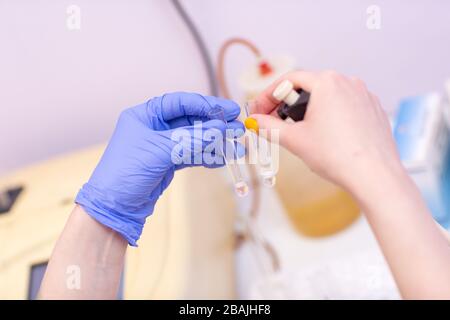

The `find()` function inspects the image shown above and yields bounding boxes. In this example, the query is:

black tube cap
[277,89,310,122]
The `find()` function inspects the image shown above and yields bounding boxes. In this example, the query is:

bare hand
[250,70,402,194]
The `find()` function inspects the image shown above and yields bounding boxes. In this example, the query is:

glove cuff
[75,183,152,246]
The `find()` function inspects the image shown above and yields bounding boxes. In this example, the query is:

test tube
[207,106,249,197]
[244,103,276,187]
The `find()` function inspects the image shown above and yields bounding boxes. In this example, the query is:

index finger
[250,70,320,115]
[159,92,241,122]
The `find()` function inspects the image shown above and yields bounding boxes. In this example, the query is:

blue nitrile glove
[75,92,245,246]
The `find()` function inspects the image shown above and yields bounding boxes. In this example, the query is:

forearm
[39,205,127,299]
[350,160,450,299]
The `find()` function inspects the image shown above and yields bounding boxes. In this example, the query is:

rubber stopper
[244,117,259,132]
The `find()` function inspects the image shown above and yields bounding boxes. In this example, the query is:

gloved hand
[75,92,244,246]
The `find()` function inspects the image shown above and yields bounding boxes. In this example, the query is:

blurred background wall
[1,0,450,175]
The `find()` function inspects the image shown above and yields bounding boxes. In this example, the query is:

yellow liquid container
[276,148,360,237]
